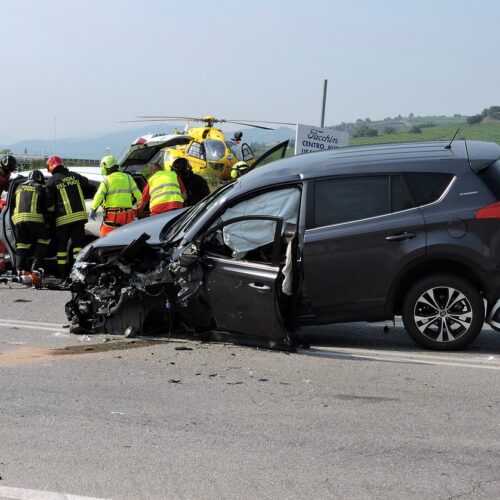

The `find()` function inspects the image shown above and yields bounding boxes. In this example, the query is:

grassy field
[349,121,500,146]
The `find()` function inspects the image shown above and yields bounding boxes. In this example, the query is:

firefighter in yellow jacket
[46,156,89,279]
[11,170,51,274]
[89,155,142,236]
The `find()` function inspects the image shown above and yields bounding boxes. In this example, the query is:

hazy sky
[1,0,499,141]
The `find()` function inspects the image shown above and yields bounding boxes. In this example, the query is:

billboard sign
[294,124,349,155]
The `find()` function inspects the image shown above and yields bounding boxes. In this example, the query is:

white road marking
[0,318,63,328]
[299,346,500,370]
[0,485,110,499]
[0,317,66,333]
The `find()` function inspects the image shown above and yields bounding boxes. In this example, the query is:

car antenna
[444,128,460,150]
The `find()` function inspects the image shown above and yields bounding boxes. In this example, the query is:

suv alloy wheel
[402,274,484,350]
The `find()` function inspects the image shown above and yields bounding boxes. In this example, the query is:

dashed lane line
[0,317,65,332]
[0,485,110,500]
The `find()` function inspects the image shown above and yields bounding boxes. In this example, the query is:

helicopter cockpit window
[241,143,254,162]
[187,142,204,160]
[203,140,226,161]
[225,141,244,161]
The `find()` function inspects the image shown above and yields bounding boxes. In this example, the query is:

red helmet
[47,156,63,173]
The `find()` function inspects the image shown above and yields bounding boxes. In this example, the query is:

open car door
[250,139,290,170]
[119,134,193,173]
[199,215,288,344]
[0,176,27,270]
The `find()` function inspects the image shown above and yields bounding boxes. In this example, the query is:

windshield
[162,182,236,243]
[203,139,226,161]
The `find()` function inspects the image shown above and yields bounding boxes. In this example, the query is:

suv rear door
[299,174,426,324]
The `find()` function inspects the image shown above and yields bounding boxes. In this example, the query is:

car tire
[402,274,484,350]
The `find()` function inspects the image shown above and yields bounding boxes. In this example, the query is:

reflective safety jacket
[46,168,88,227]
[91,172,141,211]
[148,171,183,209]
[11,180,48,225]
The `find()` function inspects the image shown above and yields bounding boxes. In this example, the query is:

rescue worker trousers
[14,222,51,272]
[101,208,134,237]
[55,221,86,278]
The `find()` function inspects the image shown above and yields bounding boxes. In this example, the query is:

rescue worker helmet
[100,155,119,176]
[171,157,191,176]
[231,161,250,179]
[28,169,45,185]
[46,156,64,174]
[1,155,17,173]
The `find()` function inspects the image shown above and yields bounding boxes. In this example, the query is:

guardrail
[10,154,99,165]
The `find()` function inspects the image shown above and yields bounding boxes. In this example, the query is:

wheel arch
[389,257,484,316]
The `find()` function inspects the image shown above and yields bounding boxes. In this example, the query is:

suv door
[198,186,301,340]
[300,174,426,323]
[201,216,286,340]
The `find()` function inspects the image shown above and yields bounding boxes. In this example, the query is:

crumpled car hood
[91,208,188,248]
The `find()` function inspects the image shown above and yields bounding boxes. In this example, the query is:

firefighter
[0,155,17,197]
[45,156,89,279]
[171,157,209,207]
[11,169,50,273]
[137,161,185,217]
[89,155,142,236]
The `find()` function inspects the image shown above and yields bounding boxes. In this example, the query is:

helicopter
[123,115,295,181]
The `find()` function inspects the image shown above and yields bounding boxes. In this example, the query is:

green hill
[349,121,500,146]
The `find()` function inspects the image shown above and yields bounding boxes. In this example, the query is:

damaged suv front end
[66,180,299,348]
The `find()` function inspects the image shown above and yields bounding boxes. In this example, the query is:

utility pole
[320,79,328,128]
[53,116,57,155]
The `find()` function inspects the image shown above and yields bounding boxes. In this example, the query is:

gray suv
[67,140,500,350]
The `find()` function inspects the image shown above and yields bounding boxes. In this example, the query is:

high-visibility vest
[91,172,142,210]
[12,181,46,225]
[148,171,183,209]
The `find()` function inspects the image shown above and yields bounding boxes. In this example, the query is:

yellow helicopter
[127,115,294,181]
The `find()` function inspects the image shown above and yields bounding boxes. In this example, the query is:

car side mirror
[179,242,199,267]
[284,223,297,241]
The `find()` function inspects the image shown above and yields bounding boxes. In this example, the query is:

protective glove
[88,210,97,221]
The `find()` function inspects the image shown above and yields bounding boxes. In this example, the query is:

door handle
[385,232,417,241]
[249,282,271,292]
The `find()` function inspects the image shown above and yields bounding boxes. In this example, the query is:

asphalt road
[0,285,499,499]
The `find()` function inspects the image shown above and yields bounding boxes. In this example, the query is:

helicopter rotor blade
[228,119,296,126]
[117,119,185,123]
[224,121,275,130]
[135,116,203,121]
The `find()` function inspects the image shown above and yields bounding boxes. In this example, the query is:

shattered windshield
[162,182,236,243]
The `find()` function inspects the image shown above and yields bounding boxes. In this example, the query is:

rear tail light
[475,201,500,219]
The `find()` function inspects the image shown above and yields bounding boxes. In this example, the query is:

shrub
[467,115,482,125]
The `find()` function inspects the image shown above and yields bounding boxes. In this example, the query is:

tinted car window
[391,175,415,212]
[314,176,389,227]
[403,172,453,206]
